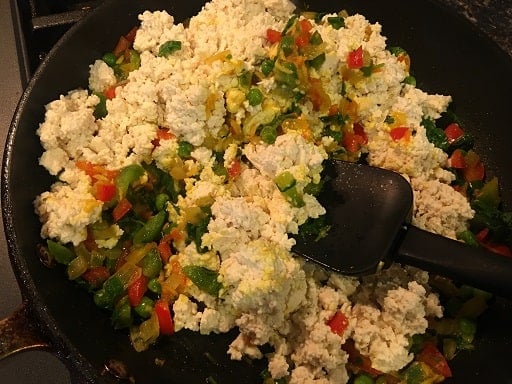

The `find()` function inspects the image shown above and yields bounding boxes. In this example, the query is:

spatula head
[293,160,413,275]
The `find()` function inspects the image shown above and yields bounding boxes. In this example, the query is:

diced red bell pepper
[327,311,349,336]
[82,266,110,289]
[157,241,172,264]
[154,299,175,335]
[299,19,313,33]
[475,227,490,242]
[157,128,175,141]
[347,46,364,69]
[113,36,131,57]
[128,275,148,307]
[343,339,382,376]
[444,123,464,143]
[295,34,310,48]
[353,122,368,145]
[449,149,466,169]
[104,86,116,100]
[266,29,282,43]
[417,342,452,378]
[76,160,118,182]
[161,228,185,244]
[112,198,132,222]
[94,181,116,202]
[152,128,175,147]
[482,242,512,257]
[295,19,313,48]
[328,104,339,116]
[475,228,512,257]
[342,132,367,153]
[462,161,485,182]
[228,159,242,178]
[124,27,138,43]
[389,127,410,141]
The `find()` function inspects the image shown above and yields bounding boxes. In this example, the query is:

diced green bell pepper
[115,164,145,201]
[147,277,162,294]
[274,171,296,192]
[111,296,133,329]
[94,274,124,309]
[133,210,167,244]
[140,248,163,279]
[134,296,154,319]
[182,265,223,296]
[47,239,75,265]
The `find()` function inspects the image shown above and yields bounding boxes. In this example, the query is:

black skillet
[1,0,511,382]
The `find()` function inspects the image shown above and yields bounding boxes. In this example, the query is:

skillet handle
[0,301,50,360]
[395,225,512,298]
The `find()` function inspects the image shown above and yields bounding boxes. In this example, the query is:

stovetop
[0,0,510,383]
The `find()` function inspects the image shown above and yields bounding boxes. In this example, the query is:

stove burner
[16,0,102,75]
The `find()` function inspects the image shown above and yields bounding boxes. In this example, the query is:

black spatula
[292,160,512,297]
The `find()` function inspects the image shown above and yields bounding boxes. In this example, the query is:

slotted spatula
[292,160,512,297]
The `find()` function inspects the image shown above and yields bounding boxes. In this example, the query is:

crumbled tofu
[34,0,480,381]
[88,59,116,93]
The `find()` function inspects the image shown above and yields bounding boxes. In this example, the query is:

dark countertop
[0,1,510,383]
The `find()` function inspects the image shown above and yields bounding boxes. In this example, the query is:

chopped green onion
[158,40,182,57]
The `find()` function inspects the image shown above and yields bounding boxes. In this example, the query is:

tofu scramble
[34,0,505,382]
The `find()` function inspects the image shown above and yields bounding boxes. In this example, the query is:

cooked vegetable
[47,240,75,265]
[158,40,182,57]
[182,265,222,296]
[35,3,512,382]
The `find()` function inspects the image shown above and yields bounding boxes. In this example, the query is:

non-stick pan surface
[2,0,511,382]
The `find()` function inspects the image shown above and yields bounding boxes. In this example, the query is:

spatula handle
[396,225,512,298]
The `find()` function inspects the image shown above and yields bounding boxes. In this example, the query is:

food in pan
[34,0,511,382]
